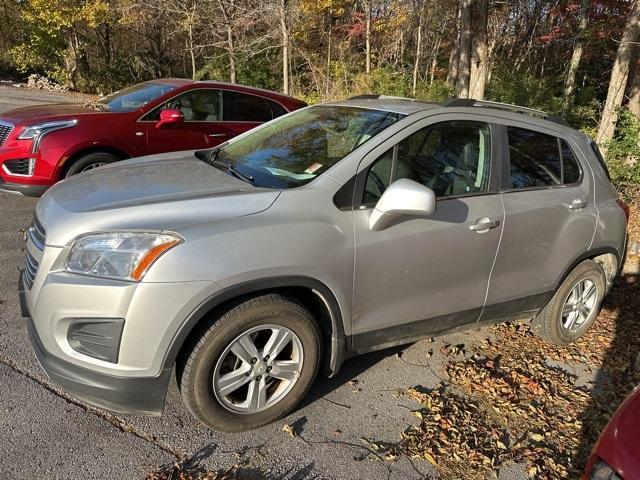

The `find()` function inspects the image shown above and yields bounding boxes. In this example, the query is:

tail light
[617,199,630,223]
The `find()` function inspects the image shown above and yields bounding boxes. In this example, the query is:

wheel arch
[56,145,132,180]
[168,277,348,382]
[554,246,621,293]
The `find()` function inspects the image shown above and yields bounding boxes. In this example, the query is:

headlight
[18,120,77,152]
[65,232,181,282]
[590,459,622,479]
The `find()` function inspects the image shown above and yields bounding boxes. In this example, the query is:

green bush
[605,109,640,205]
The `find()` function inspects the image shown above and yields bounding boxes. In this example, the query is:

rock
[623,255,640,275]
[26,74,68,92]
[630,240,640,255]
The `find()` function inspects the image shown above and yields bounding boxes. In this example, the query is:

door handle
[208,133,228,138]
[469,217,500,232]
[568,199,588,210]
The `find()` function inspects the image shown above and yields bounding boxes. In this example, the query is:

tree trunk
[280,0,290,94]
[446,0,462,87]
[596,0,640,148]
[469,0,488,99]
[412,9,424,97]
[562,0,590,112]
[456,0,472,98]
[628,57,640,117]
[188,22,197,79]
[226,24,236,83]
[364,0,371,74]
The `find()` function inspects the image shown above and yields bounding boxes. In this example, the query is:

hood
[36,151,280,246]
[0,103,115,124]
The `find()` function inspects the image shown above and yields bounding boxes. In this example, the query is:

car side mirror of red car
[156,109,184,129]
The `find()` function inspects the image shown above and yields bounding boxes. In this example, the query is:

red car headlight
[591,460,623,480]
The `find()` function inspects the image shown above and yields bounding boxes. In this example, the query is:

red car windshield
[99,82,177,112]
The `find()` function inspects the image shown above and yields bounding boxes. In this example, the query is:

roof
[319,96,579,135]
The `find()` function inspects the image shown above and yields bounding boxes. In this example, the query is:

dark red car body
[583,385,640,479]
[0,79,306,196]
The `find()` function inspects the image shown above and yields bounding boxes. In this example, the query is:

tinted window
[216,106,403,189]
[146,89,221,121]
[100,82,177,112]
[224,91,273,122]
[363,121,491,202]
[508,127,562,188]
[590,140,611,180]
[268,99,288,118]
[561,139,581,184]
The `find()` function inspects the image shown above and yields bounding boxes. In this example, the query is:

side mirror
[369,178,436,231]
[156,109,184,129]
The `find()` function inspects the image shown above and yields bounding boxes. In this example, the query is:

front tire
[532,259,606,345]
[179,294,321,432]
[64,152,119,177]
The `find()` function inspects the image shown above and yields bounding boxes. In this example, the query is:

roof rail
[442,98,570,126]
[348,94,418,102]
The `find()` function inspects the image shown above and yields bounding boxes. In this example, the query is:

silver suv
[19,97,628,431]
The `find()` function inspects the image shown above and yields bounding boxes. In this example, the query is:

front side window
[215,106,403,189]
[508,127,581,188]
[146,89,222,121]
[363,120,492,203]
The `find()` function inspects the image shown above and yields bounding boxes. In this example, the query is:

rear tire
[532,259,606,345]
[64,152,119,178]
[179,294,321,432]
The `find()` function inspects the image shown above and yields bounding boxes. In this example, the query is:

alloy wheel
[212,324,304,414]
[561,279,598,333]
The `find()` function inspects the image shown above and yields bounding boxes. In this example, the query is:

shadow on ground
[577,272,640,466]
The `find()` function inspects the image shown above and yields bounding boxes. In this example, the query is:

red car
[0,79,306,196]
[583,385,640,479]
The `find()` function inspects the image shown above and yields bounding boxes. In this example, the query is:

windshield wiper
[210,158,254,184]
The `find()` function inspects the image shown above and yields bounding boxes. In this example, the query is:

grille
[28,216,46,250]
[0,123,13,146]
[24,216,45,289]
[3,158,33,175]
[24,248,39,289]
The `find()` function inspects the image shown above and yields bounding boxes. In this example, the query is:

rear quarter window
[507,127,582,188]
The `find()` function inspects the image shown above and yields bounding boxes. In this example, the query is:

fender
[161,276,348,378]
[55,142,132,180]
[553,246,621,293]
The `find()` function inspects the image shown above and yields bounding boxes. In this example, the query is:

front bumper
[20,269,175,415]
[0,177,49,196]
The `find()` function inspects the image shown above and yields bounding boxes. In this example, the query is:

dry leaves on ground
[400,272,640,479]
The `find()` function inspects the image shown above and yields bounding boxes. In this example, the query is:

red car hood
[0,103,119,125]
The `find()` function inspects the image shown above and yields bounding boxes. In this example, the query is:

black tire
[179,294,321,432]
[64,152,119,178]
[531,259,606,345]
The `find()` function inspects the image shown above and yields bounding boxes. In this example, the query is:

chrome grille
[0,123,13,146]
[24,216,45,289]
[29,216,46,250]
[3,158,34,175]
[24,248,39,289]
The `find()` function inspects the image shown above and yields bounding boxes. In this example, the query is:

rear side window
[223,91,274,122]
[508,127,581,188]
[589,141,611,180]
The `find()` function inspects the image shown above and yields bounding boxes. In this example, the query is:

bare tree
[364,0,372,74]
[446,0,461,87]
[456,0,472,98]
[280,0,290,93]
[412,1,426,97]
[628,56,640,117]
[468,0,488,99]
[562,0,591,112]
[596,0,640,148]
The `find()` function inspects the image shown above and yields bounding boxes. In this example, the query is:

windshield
[216,106,404,188]
[99,82,177,112]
